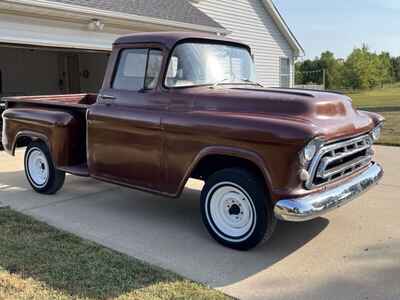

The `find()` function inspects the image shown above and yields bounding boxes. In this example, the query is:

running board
[59,164,89,177]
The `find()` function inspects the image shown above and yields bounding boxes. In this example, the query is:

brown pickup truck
[2,32,384,250]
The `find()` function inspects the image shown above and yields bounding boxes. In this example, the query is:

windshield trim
[162,40,255,90]
[164,82,262,90]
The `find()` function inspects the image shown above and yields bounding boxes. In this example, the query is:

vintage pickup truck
[2,32,384,250]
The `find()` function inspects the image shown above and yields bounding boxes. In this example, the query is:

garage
[0,0,226,145]
[0,0,226,98]
[0,44,109,96]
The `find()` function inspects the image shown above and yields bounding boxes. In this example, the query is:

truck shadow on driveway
[0,171,329,287]
[179,187,330,285]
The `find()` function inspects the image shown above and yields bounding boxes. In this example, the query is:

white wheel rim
[27,148,49,188]
[205,182,256,242]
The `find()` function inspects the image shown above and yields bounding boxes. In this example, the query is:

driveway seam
[21,187,120,213]
[18,182,400,213]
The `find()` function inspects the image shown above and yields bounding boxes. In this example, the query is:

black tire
[201,168,276,251]
[24,141,65,194]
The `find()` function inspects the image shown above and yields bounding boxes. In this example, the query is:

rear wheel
[200,168,276,250]
[24,141,65,194]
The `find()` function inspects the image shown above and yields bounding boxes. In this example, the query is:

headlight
[371,124,383,142]
[300,138,323,165]
[304,142,317,161]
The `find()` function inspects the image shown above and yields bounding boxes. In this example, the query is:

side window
[145,50,163,89]
[113,48,162,91]
[113,49,147,91]
[280,57,291,88]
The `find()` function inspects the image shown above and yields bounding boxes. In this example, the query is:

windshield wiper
[211,78,230,89]
[238,79,264,87]
[210,79,263,89]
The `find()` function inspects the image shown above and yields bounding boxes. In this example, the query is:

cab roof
[114,32,250,51]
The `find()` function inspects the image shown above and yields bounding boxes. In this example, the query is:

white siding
[0,12,186,52]
[192,0,295,87]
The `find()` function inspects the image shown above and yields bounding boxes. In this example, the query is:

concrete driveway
[0,146,399,300]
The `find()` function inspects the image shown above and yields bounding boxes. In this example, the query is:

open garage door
[0,44,109,150]
[0,44,109,97]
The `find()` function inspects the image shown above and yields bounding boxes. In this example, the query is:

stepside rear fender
[2,108,81,167]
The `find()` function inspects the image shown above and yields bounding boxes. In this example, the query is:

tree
[376,52,393,87]
[295,59,323,85]
[342,45,390,90]
[343,46,369,89]
[295,46,399,90]
[391,56,400,82]
[319,51,343,89]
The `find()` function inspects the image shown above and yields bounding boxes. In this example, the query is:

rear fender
[2,108,80,167]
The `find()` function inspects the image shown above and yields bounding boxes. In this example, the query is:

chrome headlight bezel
[300,138,324,167]
[371,123,383,142]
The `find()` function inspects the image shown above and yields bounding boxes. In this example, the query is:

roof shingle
[48,0,224,29]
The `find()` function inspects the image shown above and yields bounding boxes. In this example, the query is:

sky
[273,0,400,60]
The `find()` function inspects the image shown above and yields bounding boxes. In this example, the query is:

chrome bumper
[274,162,383,222]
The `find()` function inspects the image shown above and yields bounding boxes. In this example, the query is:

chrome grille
[306,134,373,189]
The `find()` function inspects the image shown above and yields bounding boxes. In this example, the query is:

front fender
[174,145,273,198]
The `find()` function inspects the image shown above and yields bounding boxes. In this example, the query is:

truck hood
[189,86,381,140]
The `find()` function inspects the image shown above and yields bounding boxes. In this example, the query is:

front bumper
[274,162,383,222]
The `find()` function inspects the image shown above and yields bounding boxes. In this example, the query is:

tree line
[295,45,400,90]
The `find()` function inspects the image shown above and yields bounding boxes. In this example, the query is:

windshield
[165,42,257,88]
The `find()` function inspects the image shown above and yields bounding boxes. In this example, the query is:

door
[87,47,167,190]
[59,54,81,93]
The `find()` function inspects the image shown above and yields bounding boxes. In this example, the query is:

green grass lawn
[348,83,400,108]
[0,208,231,300]
[375,111,400,146]
[346,84,400,146]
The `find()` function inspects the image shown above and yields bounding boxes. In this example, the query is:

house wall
[0,13,126,51]
[0,10,202,95]
[192,0,295,87]
[0,2,298,91]
[0,11,202,51]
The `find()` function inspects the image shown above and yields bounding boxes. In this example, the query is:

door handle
[100,94,116,100]
[99,94,115,106]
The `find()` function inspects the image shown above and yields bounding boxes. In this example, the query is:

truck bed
[1,94,96,151]
[2,93,97,109]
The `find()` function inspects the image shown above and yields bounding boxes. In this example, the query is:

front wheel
[24,141,65,194]
[200,168,276,251]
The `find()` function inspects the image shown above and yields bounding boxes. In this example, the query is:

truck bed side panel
[2,94,97,108]
[2,108,84,167]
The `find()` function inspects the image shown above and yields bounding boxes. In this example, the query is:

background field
[347,84,400,146]
[349,83,400,108]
